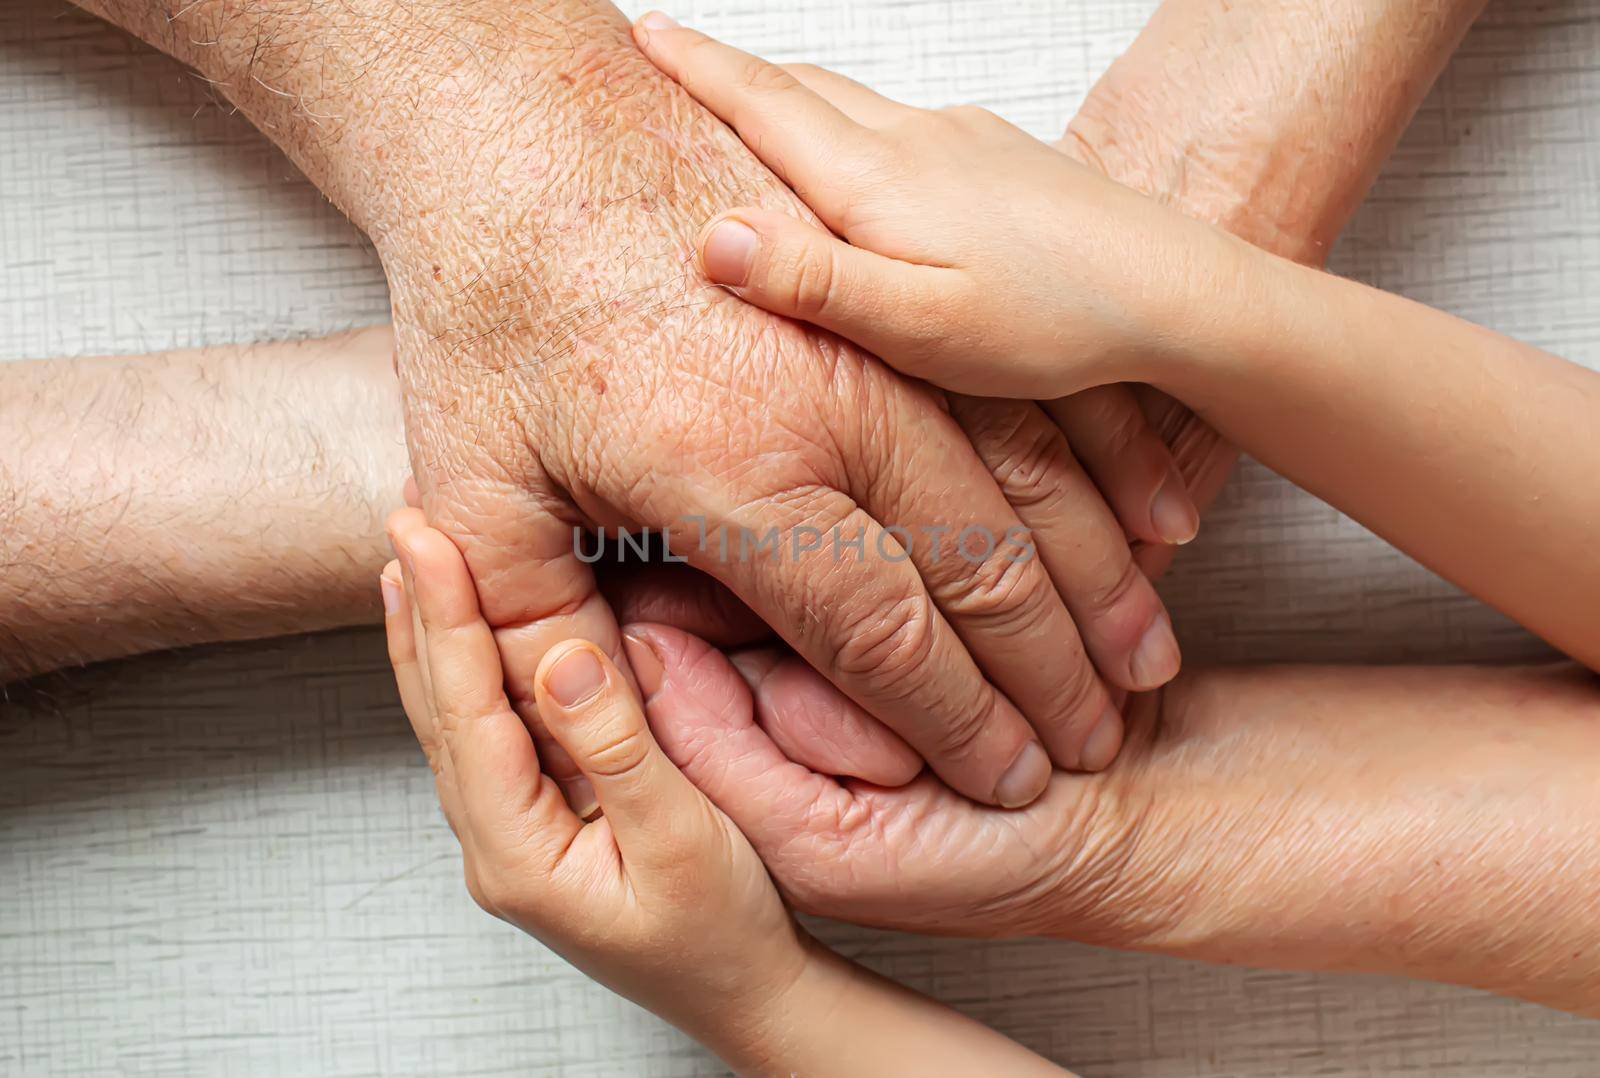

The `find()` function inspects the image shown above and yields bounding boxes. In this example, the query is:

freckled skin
[73,0,1145,797]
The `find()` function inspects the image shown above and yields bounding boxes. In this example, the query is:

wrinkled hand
[627,622,1183,942]
[383,20,1188,805]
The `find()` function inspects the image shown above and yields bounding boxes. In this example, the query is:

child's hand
[633,13,1234,402]
[380,508,813,1066]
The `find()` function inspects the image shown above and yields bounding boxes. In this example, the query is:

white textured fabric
[3,1,1599,1073]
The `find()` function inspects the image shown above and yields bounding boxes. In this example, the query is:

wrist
[707,934,855,1076]
[1132,220,1281,403]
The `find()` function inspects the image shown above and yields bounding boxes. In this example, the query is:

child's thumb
[695,207,955,372]
[533,640,707,865]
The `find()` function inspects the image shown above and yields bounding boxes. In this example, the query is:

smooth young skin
[381,512,1072,1076]
[639,17,1600,673]
[1057,0,1490,581]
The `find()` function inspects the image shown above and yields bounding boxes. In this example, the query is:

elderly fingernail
[1150,473,1199,546]
[1129,613,1181,689]
[1080,703,1124,772]
[995,741,1051,808]
[700,218,758,287]
[379,570,404,616]
[639,11,679,31]
[621,630,665,698]
[545,646,606,708]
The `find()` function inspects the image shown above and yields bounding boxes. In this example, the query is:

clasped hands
[380,10,1256,1056]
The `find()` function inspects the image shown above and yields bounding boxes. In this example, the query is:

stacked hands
[376,15,1398,1071]
[26,0,1600,1066]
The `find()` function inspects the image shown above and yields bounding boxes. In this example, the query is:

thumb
[532,639,707,867]
[696,208,957,369]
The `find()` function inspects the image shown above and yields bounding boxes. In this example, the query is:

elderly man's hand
[354,14,1199,806]
[627,624,1176,941]
[629,624,1600,1017]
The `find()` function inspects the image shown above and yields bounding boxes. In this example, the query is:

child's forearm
[724,946,1072,1077]
[1159,248,1600,669]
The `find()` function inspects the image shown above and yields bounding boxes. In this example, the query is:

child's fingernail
[700,218,758,287]
[1150,473,1199,546]
[388,530,415,576]
[639,11,679,31]
[621,630,666,697]
[545,645,606,708]
[379,569,404,616]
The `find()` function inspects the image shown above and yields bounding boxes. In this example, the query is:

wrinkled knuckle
[830,590,938,700]
[927,687,995,760]
[1052,646,1104,725]
[1079,394,1149,457]
[1083,556,1146,622]
[947,546,1048,632]
[989,423,1074,512]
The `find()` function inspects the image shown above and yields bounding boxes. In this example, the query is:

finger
[383,559,470,839]
[388,512,582,862]
[412,470,616,818]
[781,63,912,127]
[666,479,1051,807]
[598,563,772,649]
[845,381,1122,778]
[633,14,877,226]
[950,396,1181,707]
[697,208,964,375]
[535,639,712,870]
[1046,385,1199,547]
[626,624,857,847]
[730,648,922,787]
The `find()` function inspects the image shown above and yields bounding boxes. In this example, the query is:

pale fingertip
[638,10,679,31]
[542,642,609,709]
[379,563,404,616]
[698,216,759,287]
[634,10,678,49]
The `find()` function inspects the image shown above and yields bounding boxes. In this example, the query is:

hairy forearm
[70,0,635,241]
[1097,662,1600,1014]
[1070,0,1487,265]
[0,329,406,682]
